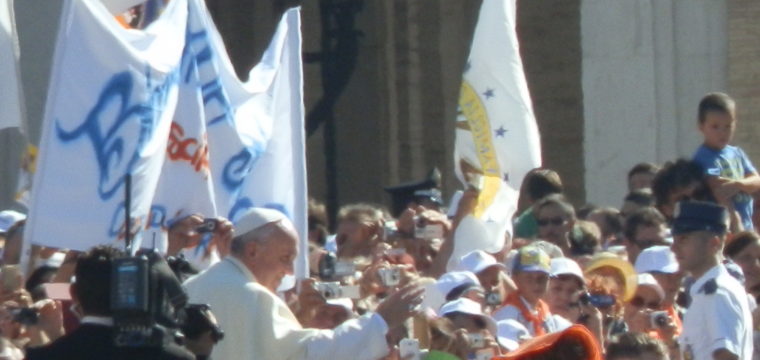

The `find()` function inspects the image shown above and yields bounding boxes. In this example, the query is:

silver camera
[468,333,485,349]
[378,267,401,287]
[485,292,501,306]
[315,282,359,300]
[315,282,342,299]
[414,216,444,240]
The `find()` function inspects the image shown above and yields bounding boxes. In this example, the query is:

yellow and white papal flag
[450,0,541,269]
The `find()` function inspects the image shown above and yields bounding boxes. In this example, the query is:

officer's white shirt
[680,264,753,360]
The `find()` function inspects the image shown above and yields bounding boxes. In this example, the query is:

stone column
[728,0,760,161]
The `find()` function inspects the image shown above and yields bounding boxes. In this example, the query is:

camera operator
[184,207,425,360]
[26,246,194,360]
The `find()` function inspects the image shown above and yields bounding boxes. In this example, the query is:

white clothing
[680,264,753,360]
[184,257,390,360]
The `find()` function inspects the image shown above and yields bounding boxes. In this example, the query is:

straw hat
[584,252,638,302]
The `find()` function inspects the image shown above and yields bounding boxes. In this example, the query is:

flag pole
[124,173,132,252]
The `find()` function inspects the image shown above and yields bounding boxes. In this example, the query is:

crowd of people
[0,92,757,360]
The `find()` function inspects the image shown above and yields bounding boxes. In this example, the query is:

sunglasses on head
[629,296,661,310]
[537,217,566,227]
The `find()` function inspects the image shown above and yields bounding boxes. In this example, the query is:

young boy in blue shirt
[692,92,760,231]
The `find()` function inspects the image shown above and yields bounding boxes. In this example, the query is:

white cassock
[184,257,390,360]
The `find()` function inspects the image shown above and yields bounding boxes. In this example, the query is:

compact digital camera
[414,217,444,240]
[378,267,401,287]
[315,282,360,300]
[579,292,616,308]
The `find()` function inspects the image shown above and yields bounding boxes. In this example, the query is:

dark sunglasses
[629,296,661,310]
[537,217,566,227]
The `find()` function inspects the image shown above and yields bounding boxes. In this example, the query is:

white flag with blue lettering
[149,0,307,277]
[24,0,187,251]
[451,0,541,267]
[25,0,308,282]
[192,0,307,279]
[0,0,24,131]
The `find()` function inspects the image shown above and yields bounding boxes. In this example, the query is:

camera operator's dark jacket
[26,323,194,360]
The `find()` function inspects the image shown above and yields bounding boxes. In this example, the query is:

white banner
[148,0,308,278]
[25,0,308,281]
[450,0,541,267]
[0,0,24,131]
[25,0,186,251]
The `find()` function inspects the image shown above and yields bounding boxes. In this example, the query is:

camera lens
[579,292,590,305]
[655,313,668,327]
[486,292,500,305]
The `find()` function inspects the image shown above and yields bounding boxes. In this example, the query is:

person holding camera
[544,257,586,323]
[671,201,753,360]
[634,245,684,339]
[621,274,678,345]
[439,297,502,359]
[542,257,604,348]
[184,207,425,360]
[334,204,386,260]
[25,246,194,360]
[166,214,234,267]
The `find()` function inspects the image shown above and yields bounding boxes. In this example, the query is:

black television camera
[110,249,188,348]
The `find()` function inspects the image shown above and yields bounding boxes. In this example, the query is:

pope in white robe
[184,208,423,360]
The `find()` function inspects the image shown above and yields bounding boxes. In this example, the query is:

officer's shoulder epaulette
[700,278,718,295]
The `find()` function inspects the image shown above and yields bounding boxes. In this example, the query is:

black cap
[671,200,728,236]
[384,168,442,216]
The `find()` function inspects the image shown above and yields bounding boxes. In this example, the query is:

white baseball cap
[636,273,665,300]
[550,257,585,285]
[634,245,678,274]
[436,271,481,300]
[457,250,506,275]
[439,298,497,336]
[0,210,25,233]
[496,319,531,351]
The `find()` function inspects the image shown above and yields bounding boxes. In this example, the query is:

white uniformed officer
[671,201,753,360]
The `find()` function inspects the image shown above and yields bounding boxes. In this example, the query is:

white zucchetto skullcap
[235,208,292,235]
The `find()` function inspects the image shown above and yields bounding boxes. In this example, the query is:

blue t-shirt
[693,144,757,230]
